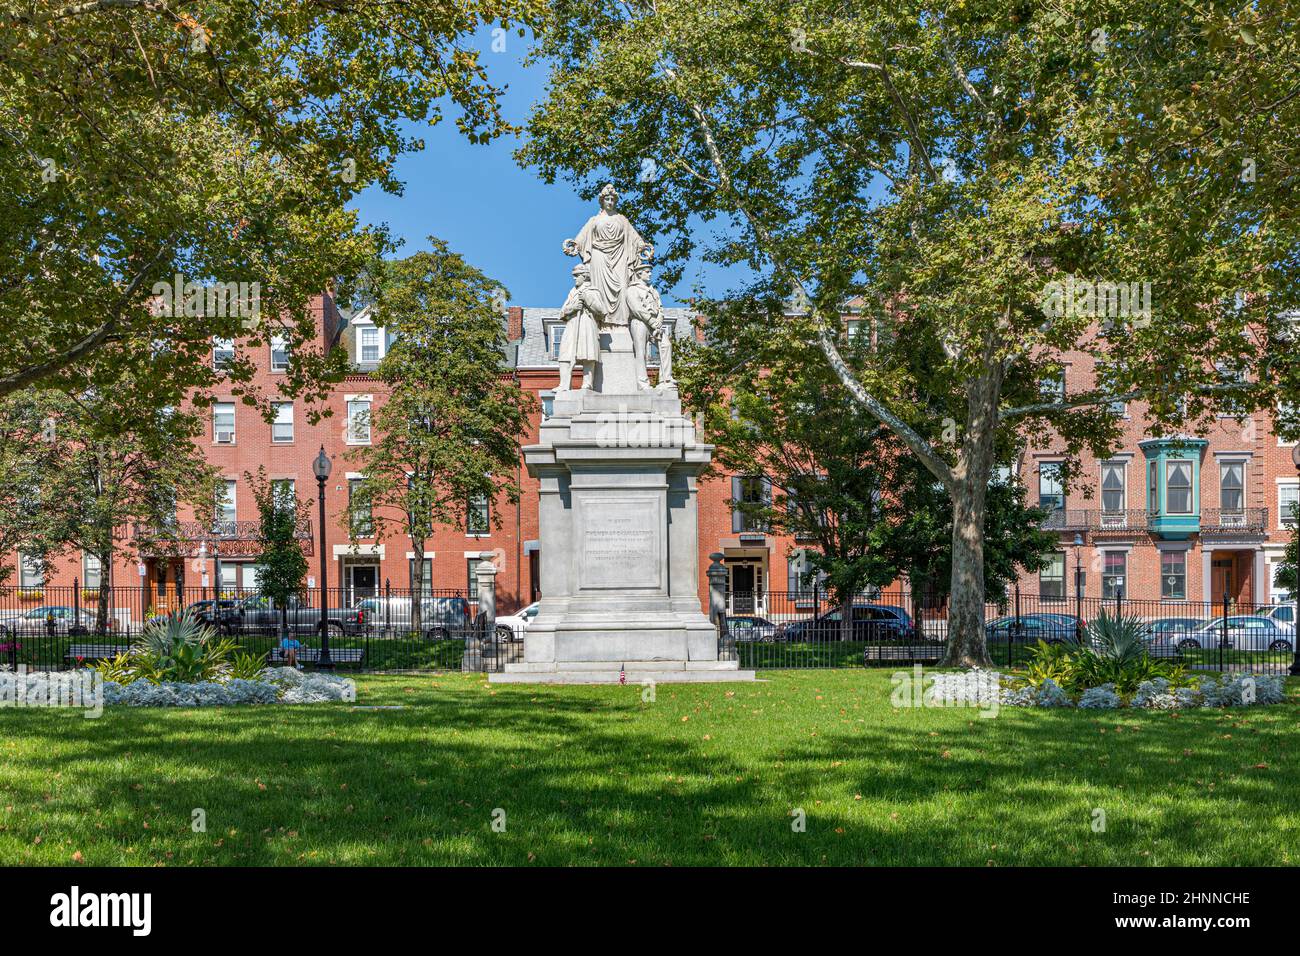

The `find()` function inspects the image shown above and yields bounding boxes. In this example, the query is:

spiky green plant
[131,611,237,683]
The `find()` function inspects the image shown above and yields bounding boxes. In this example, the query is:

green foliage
[1,0,542,408]
[1017,614,1193,697]
[228,652,269,681]
[1,386,219,631]
[130,612,237,684]
[1275,502,1298,595]
[245,468,309,630]
[520,0,1300,663]
[94,652,137,686]
[346,239,533,628]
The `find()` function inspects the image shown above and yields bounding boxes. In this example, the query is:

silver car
[1182,616,1293,652]
[0,605,99,638]
[342,595,471,639]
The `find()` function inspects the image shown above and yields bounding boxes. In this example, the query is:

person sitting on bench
[280,635,302,668]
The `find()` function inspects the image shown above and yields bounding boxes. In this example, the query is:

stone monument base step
[488,660,757,684]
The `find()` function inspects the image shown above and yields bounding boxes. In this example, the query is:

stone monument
[489,185,754,684]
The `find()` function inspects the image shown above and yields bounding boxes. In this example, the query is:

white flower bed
[929,669,1286,710]
[0,666,354,708]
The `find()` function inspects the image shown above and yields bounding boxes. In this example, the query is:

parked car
[1181,616,1294,652]
[342,595,471,640]
[1253,604,1297,631]
[188,594,347,637]
[984,612,1081,645]
[777,604,914,642]
[724,614,778,643]
[495,602,539,641]
[0,605,99,638]
[1140,617,1208,644]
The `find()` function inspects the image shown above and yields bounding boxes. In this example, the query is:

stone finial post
[706,552,728,624]
[468,553,499,671]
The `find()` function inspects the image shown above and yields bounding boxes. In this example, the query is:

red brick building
[10,295,1296,624]
[1009,348,1297,613]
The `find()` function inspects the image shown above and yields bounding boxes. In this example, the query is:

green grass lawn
[2,669,1299,866]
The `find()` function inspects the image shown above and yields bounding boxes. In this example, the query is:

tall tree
[246,468,309,643]
[346,239,533,634]
[0,0,539,411]
[520,0,1300,665]
[0,397,57,585]
[8,385,220,632]
[677,329,1055,632]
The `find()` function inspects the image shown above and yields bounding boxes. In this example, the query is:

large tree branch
[999,381,1249,422]
[0,242,170,398]
[662,67,954,489]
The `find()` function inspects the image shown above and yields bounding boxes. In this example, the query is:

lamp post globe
[313,446,334,670]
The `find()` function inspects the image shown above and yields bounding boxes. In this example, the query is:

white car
[495,602,539,641]
[1182,616,1294,652]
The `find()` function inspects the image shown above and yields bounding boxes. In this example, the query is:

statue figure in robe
[555,264,602,392]
[562,183,653,328]
[627,259,674,390]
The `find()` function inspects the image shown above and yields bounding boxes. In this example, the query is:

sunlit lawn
[2,669,1298,866]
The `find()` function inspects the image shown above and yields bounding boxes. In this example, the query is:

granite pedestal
[490,363,754,684]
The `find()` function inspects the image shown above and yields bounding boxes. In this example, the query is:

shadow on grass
[3,673,1298,865]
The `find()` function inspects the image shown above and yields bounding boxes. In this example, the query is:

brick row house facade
[8,294,1297,623]
[1011,349,1297,613]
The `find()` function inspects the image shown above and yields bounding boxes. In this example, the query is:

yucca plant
[132,611,237,683]
[1074,611,1188,695]
[228,651,268,681]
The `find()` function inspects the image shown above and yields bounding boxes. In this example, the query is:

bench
[65,644,130,662]
[863,645,945,662]
[1146,644,1184,659]
[267,647,365,666]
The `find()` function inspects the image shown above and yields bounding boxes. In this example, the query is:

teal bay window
[1139,437,1207,538]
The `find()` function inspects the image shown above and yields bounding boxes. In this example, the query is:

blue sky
[351,28,739,309]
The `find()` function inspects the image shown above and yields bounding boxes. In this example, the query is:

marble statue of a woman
[562,183,653,327]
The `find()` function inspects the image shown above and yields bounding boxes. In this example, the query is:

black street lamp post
[313,446,334,670]
[1073,532,1085,641]
[1291,445,1300,676]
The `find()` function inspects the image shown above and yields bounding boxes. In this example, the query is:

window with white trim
[216,480,237,532]
[1164,460,1194,515]
[270,334,290,372]
[546,323,565,360]
[1102,551,1127,600]
[347,399,371,444]
[83,553,103,590]
[1161,551,1186,600]
[359,325,383,363]
[213,337,235,370]
[1280,482,1299,527]
[272,402,294,443]
[1040,552,1066,601]
[467,493,490,535]
[213,403,235,444]
[19,554,43,590]
[1219,460,1245,514]
[1100,462,1126,518]
[1038,462,1064,511]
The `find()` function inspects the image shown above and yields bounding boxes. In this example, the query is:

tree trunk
[96,548,112,636]
[409,537,425,636]
[943,483,991,667]
[941,363,1003,668]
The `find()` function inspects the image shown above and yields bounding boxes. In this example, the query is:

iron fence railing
[715,588,1298,674]
[0,583,522,673]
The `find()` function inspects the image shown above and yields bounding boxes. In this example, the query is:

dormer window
[359,325,383,363]
[546,323,565,360]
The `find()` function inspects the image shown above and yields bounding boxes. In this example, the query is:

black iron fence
[0,584,523,673]
[717,588,1299,674]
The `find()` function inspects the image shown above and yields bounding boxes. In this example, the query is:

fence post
[1114,584,1122,620]
[1012,583,1021,669]
[1221,591,1229,671]
[472,552,498,672]
[73,576,81,636]
[384,577,391,636]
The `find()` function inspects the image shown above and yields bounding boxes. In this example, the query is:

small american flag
[618,667,626,685]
